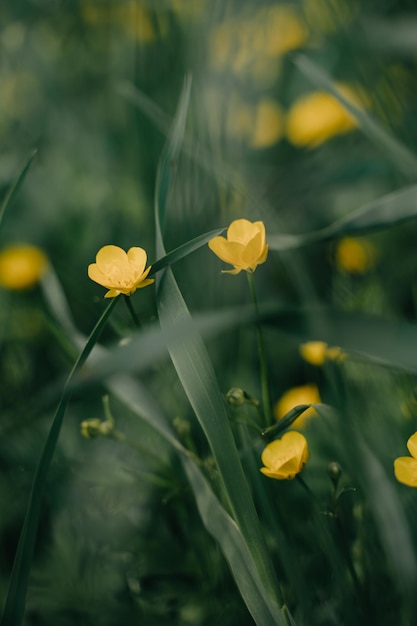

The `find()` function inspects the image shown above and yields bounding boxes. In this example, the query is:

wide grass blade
[0,150,37,233]
[153,77,290,625]
[293,54,417,180]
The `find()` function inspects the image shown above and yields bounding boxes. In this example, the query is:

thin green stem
[124,294,140,327]
[0,297,118,626]
[247,272,272,428]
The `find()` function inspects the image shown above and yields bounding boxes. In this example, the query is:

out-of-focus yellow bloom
[208,5,307,85]
[208,219,268,275]
[88,245,154,298]
[300,341,345,365]
[82,1,168,43]
[274,383,321,428]
[303,0,357,34]
[260,431,309,480]
[394,432,417,487]
[250,100,284,149]
[0,244,48,290]
[286,85,362,148]
[225,94,283,148]
[335,237,376,274]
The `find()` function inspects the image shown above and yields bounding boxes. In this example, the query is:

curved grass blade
[149,227,224,276]
[153,77,290,625]
[269,184,417,251]
[0,149,37,233]
[293,54,417,180]
[0,298,118,626]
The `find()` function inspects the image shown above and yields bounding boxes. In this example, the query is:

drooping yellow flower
[88,245,154,298]
[335,237,377,274]
[300,341,346,365]
[260,431,309,480]
[286,85,362,148]
[394,432,417,487]
[0,244,48,290]
[208,219,268,275]
[274,383,321,428]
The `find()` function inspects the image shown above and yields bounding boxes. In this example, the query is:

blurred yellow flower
[394,432,417,487]
[260,431,309,480]
[250,99,284,149]
[208,219,268,275]
[225,94,283,148]
[0,244,48,290]
[300,341,346,365]
[335,237,376,274]
[209,5,307,79]
[274,383,321,428]
[286,85,362,148]
[88,245,154,298]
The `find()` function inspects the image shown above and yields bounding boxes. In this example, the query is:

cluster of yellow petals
[394,433,417,487]
[88,245,154,298]
[260,431,309,480]
[300,341,346,366]
[274,383,321,429]
[0,244,48,290]
[208,219,268,275]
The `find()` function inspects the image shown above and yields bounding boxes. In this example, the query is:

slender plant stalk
[247,272,272,428]
[124,294,141,327]
[0,298,118,626]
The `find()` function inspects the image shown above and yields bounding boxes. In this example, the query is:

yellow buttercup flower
[274,383,321,428]
[300,341,345,365]
[335,237,376,274]
[394,432,417,487]
[208,219,268,275]
[260,431,309,480]
[286,85,362,148]
[88,245,154,298]
[0,244,48,290]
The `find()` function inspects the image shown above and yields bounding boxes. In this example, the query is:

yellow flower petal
[407,432,417,459]
[260,432,309,480]
[394,456,417,487]
[274,383,321,428]
[88,244,154,298]
[286,85,361,148]
[209,219,268,274]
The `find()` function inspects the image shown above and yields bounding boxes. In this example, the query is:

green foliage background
[2,1,417,625]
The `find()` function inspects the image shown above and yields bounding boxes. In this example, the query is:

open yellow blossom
[0,244,48,290]
[286,85,362,148]
[260,431,309,480]
[300,341,346,365]
[394,432,417,487]
[274,383,321,428]
[208,219,268,274]
[335,237,377,274]
[88,245,154,298]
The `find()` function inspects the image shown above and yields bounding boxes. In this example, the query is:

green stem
[247,272,272,428]
[0,298,118,626]
[124,294,140,328]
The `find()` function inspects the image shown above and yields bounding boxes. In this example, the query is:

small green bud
[173,417,191,439]
[328,461,343,487]
[226,388,259,407]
